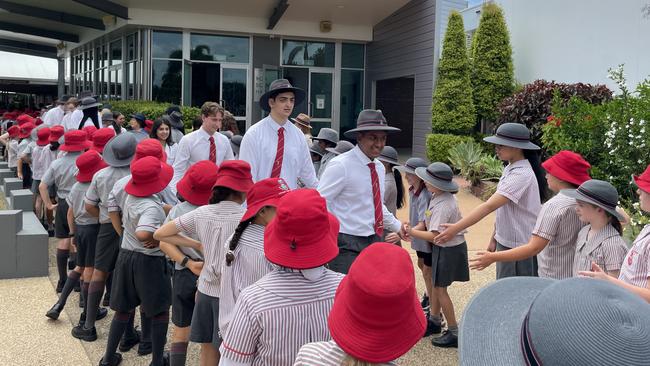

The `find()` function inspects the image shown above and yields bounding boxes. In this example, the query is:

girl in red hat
[31,127,53,230]
[0,125,20,174]
[155,160,253,366]
[218,178,290,335]
[470,151,592,279]
[581,164,650,303]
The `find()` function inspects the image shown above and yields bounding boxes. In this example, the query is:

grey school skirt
[431,242,470,288]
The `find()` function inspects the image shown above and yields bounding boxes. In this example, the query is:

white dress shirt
[171,126,234,192]
[239,115,317,189]
[44,106,65,126]
[318,145,402,237]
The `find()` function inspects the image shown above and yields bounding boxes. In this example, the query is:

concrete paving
[1,178,497,366]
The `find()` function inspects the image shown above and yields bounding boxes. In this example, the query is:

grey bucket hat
[311,127,339,146]
[259,79,306,112]
[344,109,401,139]
[164,111,184,130]
[562,179,624,221]
[377,146,399,166]
[483,122,540,150]
[220,130,234,140]
[415,162,458,193]
[231,135,242,155]
[460,277,650,366]
[309,141,326,157]
[102,132,137,167]
[394,157,428,175]
[326,140,355,156]
[79,97,101,110]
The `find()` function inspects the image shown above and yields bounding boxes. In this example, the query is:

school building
[1,0,647,157]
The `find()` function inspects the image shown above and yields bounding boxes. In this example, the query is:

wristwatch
[180,256,190,268]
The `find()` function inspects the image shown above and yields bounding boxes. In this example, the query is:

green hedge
[107,100,201,132]
[426,133,474,164]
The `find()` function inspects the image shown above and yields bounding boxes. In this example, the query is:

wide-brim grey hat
[102,132,137,167]
[164,111,184,129]
[344,109,401,139]
[483,122,540,150]
[79,97,101,110]
[377,146,399,166]
[309,141,326,157]
[311,127,339,145]
[394,157,428,175]
[460,277,650,366]
[562,179,623,221]
[326,140,355,156]
[259,79,306,112]
[415,162,458,193]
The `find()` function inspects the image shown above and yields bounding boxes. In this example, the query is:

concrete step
[4,177,23,195]
[10,189,34,212]
[0,168,13,181]
[15,212,49,278]
[0,210,20,279]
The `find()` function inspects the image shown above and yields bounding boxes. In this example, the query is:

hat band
[405,163,417,170]
[426,169,452,182]
[576,186,616,209]
[357,120,387,127]
[295,117,310,125]
[520,312,542,366]
[380,153,396,161]
[496,131,531,142]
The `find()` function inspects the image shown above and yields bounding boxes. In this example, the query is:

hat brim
[483,135,540,150]
[259,87,306,112]
[291,118,312,129]
[18,130,32,139]
[79,102,101,110]
[264,212,339,269]
[60,140,92,152]
[311,137,338,146]
[214,176,254,193]
[541,160,589,187]
[36,140,49,147]
[325,147,341,155]
[241,197,281,223]
[343,126,401,139]
[633,175,650,194]
[328,276,426,363]
[561,189,624,221]
[102,134,136,167]
[76,162,107,183]
[460,277,555,365]
[393,165,416,175]
[176,178,212,206]
[310,148,324,157]
[125,163,173,197]
[414,167,458,193]
[377,155,399,166]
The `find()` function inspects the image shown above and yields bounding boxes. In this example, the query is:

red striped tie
[271,127,284,178]
[208,136,216,163]
[368,162,383,237]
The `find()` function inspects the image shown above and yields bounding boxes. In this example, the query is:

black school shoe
[45,303,64,320]
[432,330,458,348]
[72,325,97,342]
[97,307,108,321]
[119,329,141,352]
[99,352,122,366]
[138,340,152,356]
[423,318,442,337]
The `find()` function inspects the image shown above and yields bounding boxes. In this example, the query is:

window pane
[282,40,334,67]
[340,70,364,135]
[127,34,136,61]
[282,67,308,117]
[102,45,108,68]
[342,43,364,69]
[95,47,101,69]
[190,34,249,63]
[127,62,136,99]
[222,68,247,117]
[152,31,182,59]
[310,72,332,119]
[152,59,182,104]
[110,40,122,65]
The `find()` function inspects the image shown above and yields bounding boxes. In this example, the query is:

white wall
[463,0,650,91]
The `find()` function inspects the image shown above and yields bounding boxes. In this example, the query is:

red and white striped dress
[294,340,397,366]
[619,225,650,287]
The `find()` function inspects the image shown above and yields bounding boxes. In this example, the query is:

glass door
[182,60,192,106]
[309,70,333,135]
[221,66,248,118]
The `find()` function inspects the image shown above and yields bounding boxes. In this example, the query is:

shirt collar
[580,224,620,254]
[352,145,374,165]
[198,127,214,139]
[505,158,530,172]
[265,115,289,132]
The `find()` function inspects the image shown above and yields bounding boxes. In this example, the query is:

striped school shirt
[532,191,584,279]
[619,225,650,287]
[219,224,275,334]
[174,201,244,298]
[294,340,397,366]
[495,159,542,248]
[573,224,628,276]
[410,185,433,253]
[165,201,203,271]
[427,192,465,247]
[220,268,344,366]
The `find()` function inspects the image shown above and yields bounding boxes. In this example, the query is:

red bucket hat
[16,114,35,126]
[328,242,426,363]
[7,125,19,138]
[134,138,167,163]
[83,125,98,141]
[213,160,253,192]
[36,127,51,146]
[541,150,591,186]
[633,165,650,193]
[144,119,154,134]
[60,130,92,152]
[125,156,173,197]
[76,150,108,183]
[264,189,339,269]
[241,178,291,222]
[49,125,65,143]
[176,160,219,206]
[19,123,35,139]
[91,128,116,153]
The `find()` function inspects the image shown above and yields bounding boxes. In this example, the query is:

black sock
[170,342,188,366]
[105,273,112,297]
[103,311,132,363]
[68,252,77,270]
[81,281,89,314]
[84,280,105,329]
[122,311,137,341]
[57,270,81,307]
[55,249,70,284]
[141,311,152,345]
[151,312,170,366]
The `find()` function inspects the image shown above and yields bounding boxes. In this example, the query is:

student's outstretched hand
[433,223,456,244]
[579,262,611,282]
[469,251,494,271]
